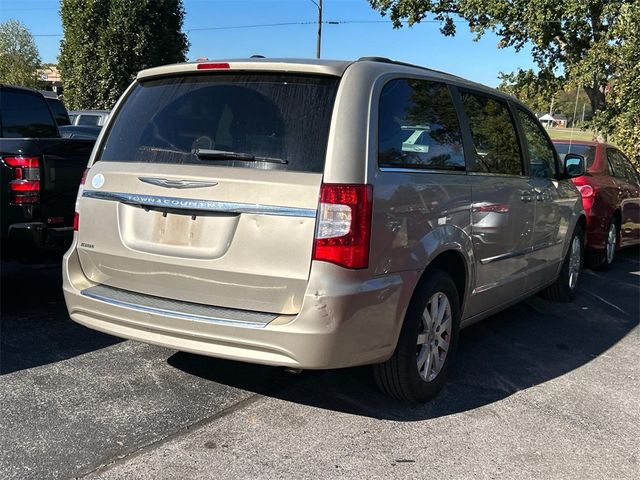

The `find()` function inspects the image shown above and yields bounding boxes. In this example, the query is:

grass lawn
[545,127,596,142]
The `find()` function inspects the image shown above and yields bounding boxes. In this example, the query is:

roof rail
[357,56,433,71]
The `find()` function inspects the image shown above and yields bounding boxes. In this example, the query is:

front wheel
[540,224,584,302]
[373,269,461,403]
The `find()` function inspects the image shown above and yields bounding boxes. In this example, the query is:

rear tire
[586,217,618,271]
[373,269,461,403]
[540,224,584,302]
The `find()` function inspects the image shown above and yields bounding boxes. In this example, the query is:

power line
[187,21,316,32]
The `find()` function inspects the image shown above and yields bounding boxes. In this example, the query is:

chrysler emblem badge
[91,174,105,189]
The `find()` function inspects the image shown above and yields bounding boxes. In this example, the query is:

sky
[0,0,537,87]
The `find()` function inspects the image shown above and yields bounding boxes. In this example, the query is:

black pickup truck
[1,85,95,261]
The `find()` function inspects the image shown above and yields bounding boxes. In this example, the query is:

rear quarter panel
[324,63,475,332]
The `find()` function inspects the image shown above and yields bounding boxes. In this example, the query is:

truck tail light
[3,156,41,204]
[74,168,89,231]
[313,184,373,269]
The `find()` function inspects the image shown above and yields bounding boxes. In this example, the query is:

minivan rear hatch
[77,72,339,315]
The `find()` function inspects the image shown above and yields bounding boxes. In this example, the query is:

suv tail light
[74,168,89,231]
[3,156,41,204]
[313,184,373,269]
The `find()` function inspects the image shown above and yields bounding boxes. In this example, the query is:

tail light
[313,184,373,269]
[74,168,89,231]
[3,156,41,204]
[577,184,595,198]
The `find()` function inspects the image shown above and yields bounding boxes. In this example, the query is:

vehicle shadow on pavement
[0,262,120,375]
[169,248,639,421]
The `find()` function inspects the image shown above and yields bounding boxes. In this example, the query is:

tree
[498,72,594,126]
[368,1,635,137]
[0,20,42,88]
[606,4,640,166]
[59,0,189,110]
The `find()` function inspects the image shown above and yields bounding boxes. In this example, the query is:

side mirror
[563,153,585,178]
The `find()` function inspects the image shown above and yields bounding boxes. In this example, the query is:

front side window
[517,109,557,179]
[461,91,523,176]
[378,79,465,170]
[98,74,339,173]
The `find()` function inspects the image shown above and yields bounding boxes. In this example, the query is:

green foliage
[369,0,639,157]
[498,71,593,125]
[605,4,640,167]
[0,20,42,88]
[59,0,189,110]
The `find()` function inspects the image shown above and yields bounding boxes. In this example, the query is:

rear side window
[98,74,339,173]
[378,79,465,170]
[46,98,71,126]
[517,109,557,179]
[608,149,640,184]
[461,91,523,176]
[0,90,58,138]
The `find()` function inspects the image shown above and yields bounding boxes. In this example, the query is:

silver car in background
[68,110,110,127]
[63,58,586,402]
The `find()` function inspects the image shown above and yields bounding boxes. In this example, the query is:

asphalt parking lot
[1,250,639,480]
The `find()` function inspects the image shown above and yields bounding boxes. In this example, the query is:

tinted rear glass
[1,89,58,138]
[554,143,597,169]
[46,98,71,126]
[98,74,339,173]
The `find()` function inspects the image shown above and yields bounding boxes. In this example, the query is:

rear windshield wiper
[193,149,288,165]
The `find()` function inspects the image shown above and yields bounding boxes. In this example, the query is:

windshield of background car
[97,73,340,173]
[554,143,597,169]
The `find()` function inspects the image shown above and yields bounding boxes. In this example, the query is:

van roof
[136,57,521,106]
[137,58,354,80]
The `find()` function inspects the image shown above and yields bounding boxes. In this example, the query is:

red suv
[554,141,640,269]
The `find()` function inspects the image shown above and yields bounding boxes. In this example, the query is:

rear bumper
[583,207,612,252]
[63,243,418,369]
[2,222,73,260]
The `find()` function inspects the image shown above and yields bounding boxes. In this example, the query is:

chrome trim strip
[80,288,270,329]
[82,190,317,218]
[138,177,218,189]
[480,250,525,265]
[480,239,564,265]
[379,167,466,175]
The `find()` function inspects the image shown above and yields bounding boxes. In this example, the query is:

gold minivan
[63,58,586,402]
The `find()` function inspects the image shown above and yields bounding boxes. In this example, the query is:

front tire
[540,224,584,302]
[373,269,461,403]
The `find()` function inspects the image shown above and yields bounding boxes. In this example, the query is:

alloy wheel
[568,236,582,290]
[416,292,452,382]
[606,222,617,265]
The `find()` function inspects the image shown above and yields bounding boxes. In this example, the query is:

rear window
[98,74,340,173]
[78,114,101,126]
[0,89,58,138]
[554,143,597,169]
[46,98,71,126]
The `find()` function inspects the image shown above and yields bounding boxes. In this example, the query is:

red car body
[554,141,640,267]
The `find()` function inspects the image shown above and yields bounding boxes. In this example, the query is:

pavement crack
[71,392,264,480]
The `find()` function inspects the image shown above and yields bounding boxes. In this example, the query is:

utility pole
[311,0,323,58]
